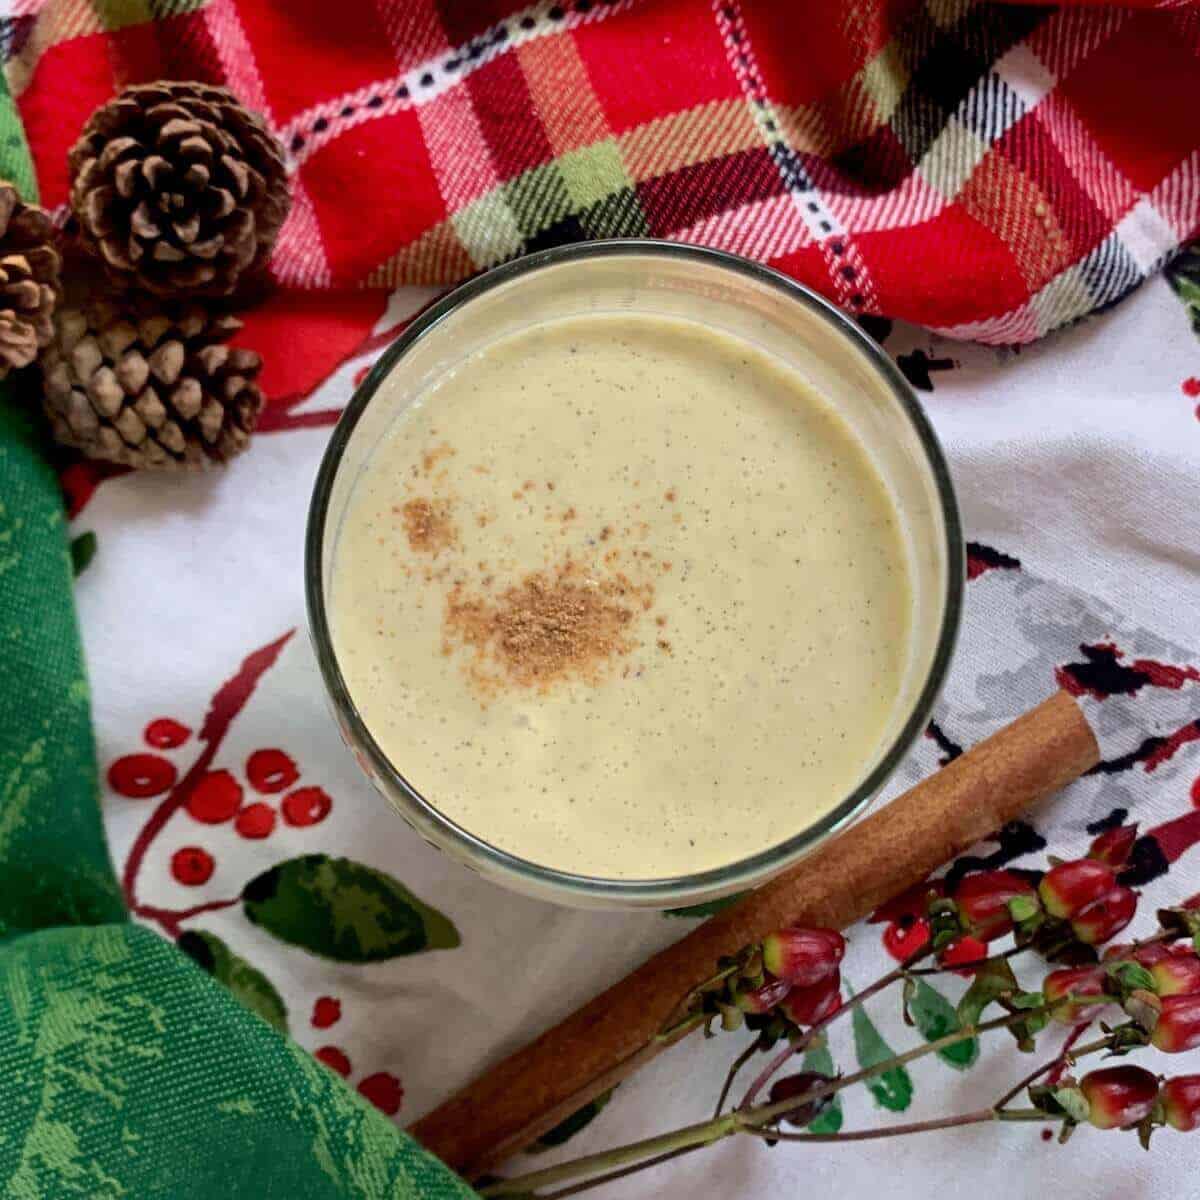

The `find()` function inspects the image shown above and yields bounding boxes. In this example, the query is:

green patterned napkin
[0,108,474,1200]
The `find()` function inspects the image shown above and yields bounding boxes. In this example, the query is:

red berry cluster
[690,927,845,1038]
[760,928,845,1028]
[1043,1066,1200,1139]
[1038,859,1137,946]
[937,853,1139,973]
[308,996,404,1117]
[108,720,335,887]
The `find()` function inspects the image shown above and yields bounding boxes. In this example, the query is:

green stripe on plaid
[443,142,652,273]
[97,0,209,33]
[503,160,573,240]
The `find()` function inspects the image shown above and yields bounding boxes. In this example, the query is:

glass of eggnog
[306,241,963,909]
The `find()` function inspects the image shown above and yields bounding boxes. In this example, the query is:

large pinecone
[0,180,60,377]
[41,299,264,468]
[68,82,290,298]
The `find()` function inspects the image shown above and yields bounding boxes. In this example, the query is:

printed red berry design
[282,786,333,827]
[357,1072,403,1116]
[144,717,191,749]
[235,802,276,839]
[108,753,177,798]
[186,769,243,823]
[315,1046,352,1077]
[883,917,930,961]
[1191,776,1200,808]
[940,935,988,976]
[312,997,341,1029]
[246,748,299,794]
[171,846,214,886]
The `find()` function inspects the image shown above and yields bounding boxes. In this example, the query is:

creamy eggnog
[331,313,911,879]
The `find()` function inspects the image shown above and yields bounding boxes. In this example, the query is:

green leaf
[69,531,97,576]
[956,956,1019,1027]
[529,1089,614,1152]
[851,1003,913,1112]
[1170,274,1200,306]
[802,1043,843,1133]
[178,930,288,1034]
[242,854,460,962]
[663,893,744,918]
[908,980,978,1070]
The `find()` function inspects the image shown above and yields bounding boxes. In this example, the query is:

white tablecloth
[79,272,1199,1197]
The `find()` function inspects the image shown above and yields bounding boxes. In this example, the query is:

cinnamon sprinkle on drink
[444,560,653,695]
[400,497,457,555]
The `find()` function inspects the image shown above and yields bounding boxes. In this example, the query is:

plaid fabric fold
[6,0,1200,345]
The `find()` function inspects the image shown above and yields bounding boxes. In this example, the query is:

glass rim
[305,238,965,906]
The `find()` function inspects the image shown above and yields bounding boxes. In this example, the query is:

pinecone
[68,81,290,299]
[0,180,60,377]
[41,298,264,468]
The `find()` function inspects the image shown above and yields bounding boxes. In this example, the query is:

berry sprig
[1033,1065,1200,1147]
[482,863,1200,1200]
[675,927,845,1041]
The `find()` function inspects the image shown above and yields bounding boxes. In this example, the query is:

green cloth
[0,131,475,1200]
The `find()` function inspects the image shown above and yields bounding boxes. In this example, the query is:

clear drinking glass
[306,240,963,909]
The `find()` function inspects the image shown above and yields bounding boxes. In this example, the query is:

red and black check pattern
[7,0,1200,372]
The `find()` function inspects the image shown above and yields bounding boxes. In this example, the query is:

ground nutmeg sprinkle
[399,497,457,556]
[442,558,654,695]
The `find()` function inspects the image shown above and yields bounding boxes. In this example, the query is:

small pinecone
[41,299,264,468]
[68,81,290,298]
[0,180,60,377]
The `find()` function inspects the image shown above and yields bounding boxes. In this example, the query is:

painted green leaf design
[663,893,744,918]
[242,854,459,962]
[529,1089,614,1152]
[851,1003,913,1112]
[70,530,97,576]
[1165,247,1200,335]
[802,1043,843,1133]
[908,979,978,1070]
[178,930,288,1034]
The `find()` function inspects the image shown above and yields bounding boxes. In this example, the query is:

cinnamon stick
[411,689,1098,1176]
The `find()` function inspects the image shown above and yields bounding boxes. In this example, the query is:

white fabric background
[76,272,1199,1197]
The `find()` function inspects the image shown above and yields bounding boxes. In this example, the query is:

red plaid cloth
[7,0,1200,402]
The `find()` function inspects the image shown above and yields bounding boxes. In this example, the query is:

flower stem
[1063,1033,1121,1060]
[739,1107,999,1143]
[904,942,1028,977]
[743,1007,1052,1128]
[539,1145,706,1200]
[478,1113,741,1197]
[132,896,239,938]
[485,1006,1052,1198]
[713,1039,760,1118]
